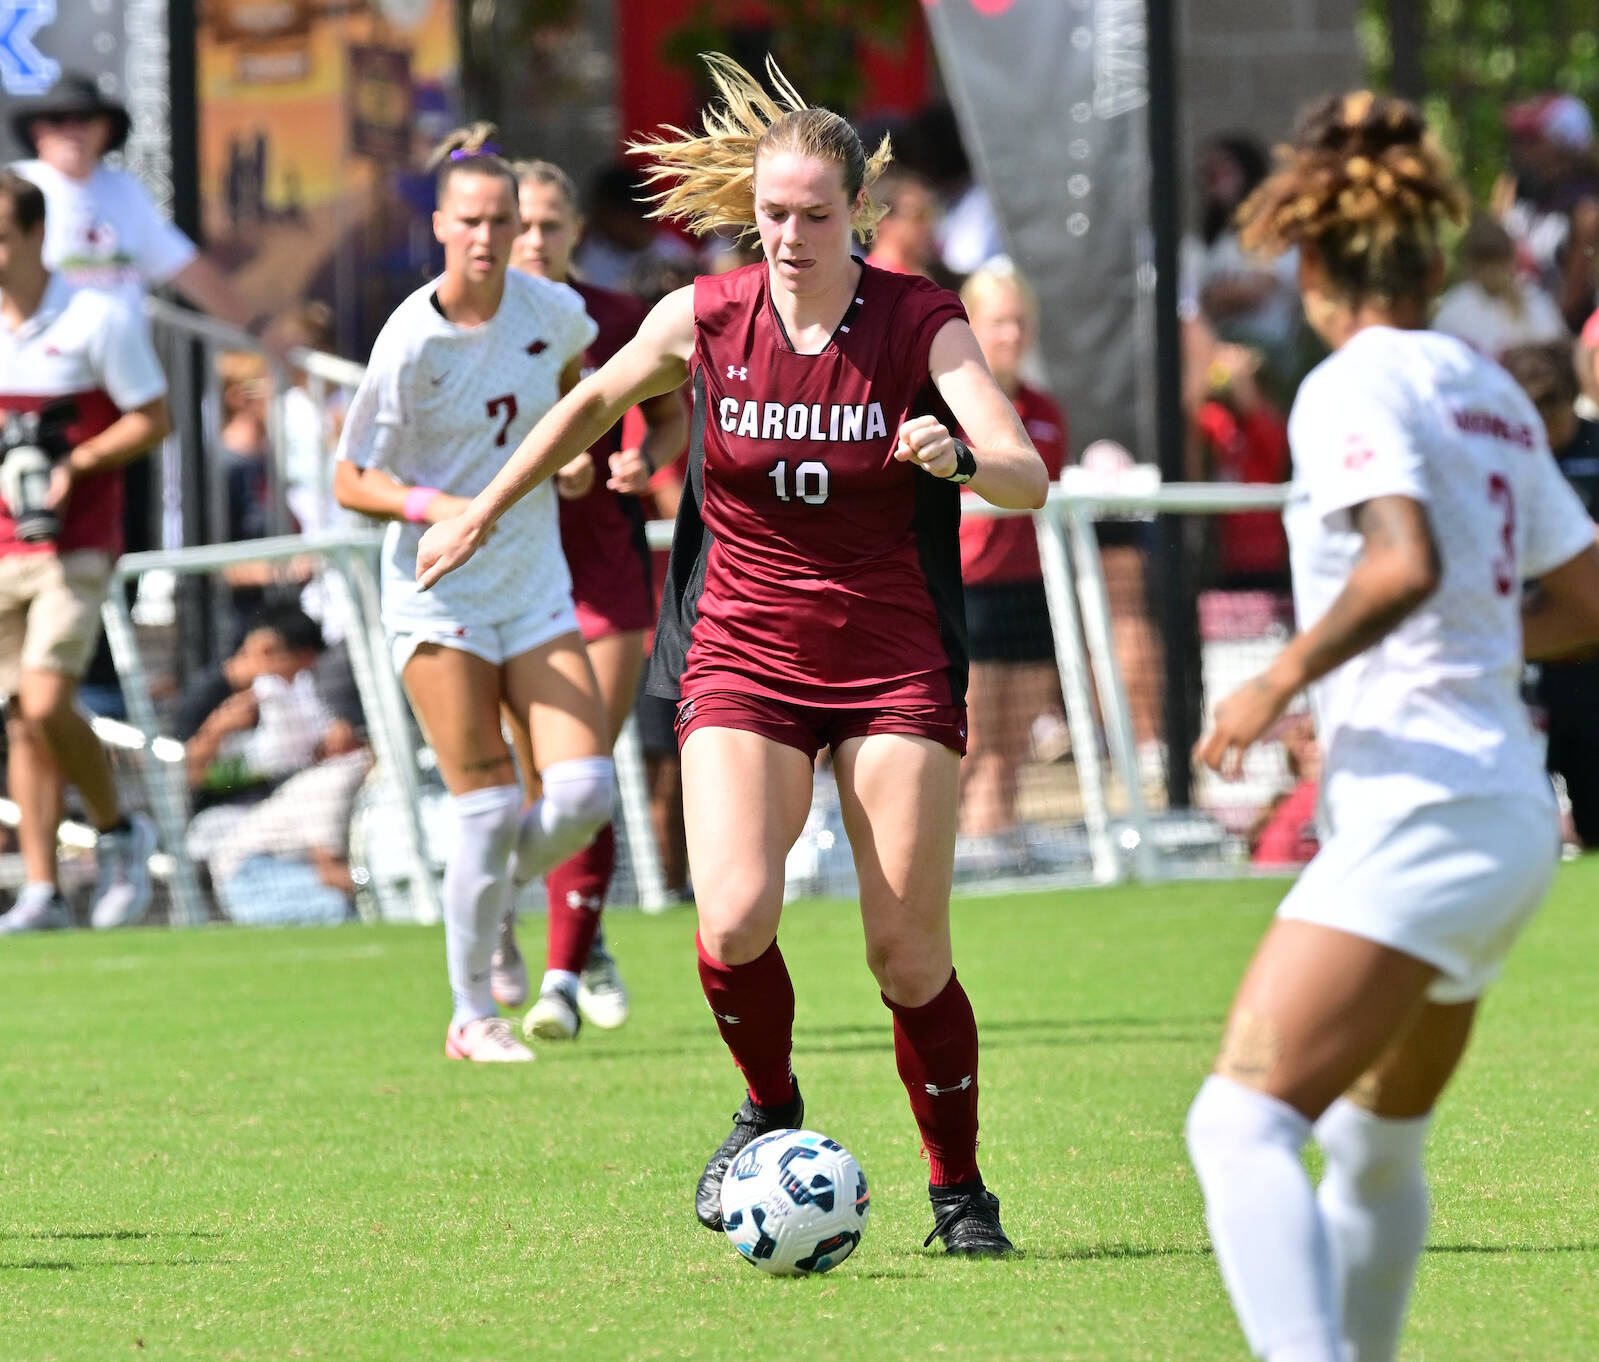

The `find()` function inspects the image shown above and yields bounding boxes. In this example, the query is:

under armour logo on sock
[565,891,603,912]
[712,1009,740,1025]
[924,1075,972,1097]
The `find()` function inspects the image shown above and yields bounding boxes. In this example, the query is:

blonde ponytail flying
[629,53,892,242]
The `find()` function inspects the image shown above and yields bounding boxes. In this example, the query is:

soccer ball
[720,1129,870,1276]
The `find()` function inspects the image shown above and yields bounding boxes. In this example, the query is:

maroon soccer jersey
[649,261,970,709]
[558,279,655,637]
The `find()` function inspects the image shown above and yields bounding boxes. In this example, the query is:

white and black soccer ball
[720,1129,870,1276]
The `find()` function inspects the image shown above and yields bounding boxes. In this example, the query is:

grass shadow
[1019,1244,1213,1262]
[1426,1242,1596,1255]
[2,1230,224,1242]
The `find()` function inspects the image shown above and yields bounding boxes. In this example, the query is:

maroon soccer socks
[545,823,614,975]
[695,939,982,1189]
[884,970,982,1187]
[695,933,798,1108]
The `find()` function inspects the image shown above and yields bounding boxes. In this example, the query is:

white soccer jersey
[337,270,598,634]
[1285,326,1596,829]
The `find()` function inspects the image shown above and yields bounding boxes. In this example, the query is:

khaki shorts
[0,550,113,697]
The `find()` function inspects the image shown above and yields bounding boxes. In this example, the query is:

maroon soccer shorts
[569,541,656,642]
[674,691,969,757]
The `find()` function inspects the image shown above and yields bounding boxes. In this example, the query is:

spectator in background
[1499,339,1599,849]
[955,263,1067,851]
[1432,215,1568,357]
[177,605,368,923]
[217,350,272,543]
[0,170,167,933]
[8,73,288,355]
[865,169,942,281]
[1180,133,1302,398]
[274,301,348,537]
[210,350,308,637]
[1250,713,1321,867]
[897,103,1004,280]
[1497,93,1599,332]
[572,161,698,291]
[1193,342,1291,591]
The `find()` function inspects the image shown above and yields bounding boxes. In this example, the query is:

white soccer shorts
[388,599,581,674]
[1276,792,1561,1004]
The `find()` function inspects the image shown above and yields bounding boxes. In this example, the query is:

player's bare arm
[1197,494,1440,776]
[898,318,1047,510]
[332,461,473,525]
[417,287,695,589]
[1523,534,1599,659]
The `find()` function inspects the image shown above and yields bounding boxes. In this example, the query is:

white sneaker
[577,942,630,1030]
[0,884,72,934]
[491,918,530,1008]
[445,1016,534,1063]
[91,812,158,929]
[523,986,581,1042]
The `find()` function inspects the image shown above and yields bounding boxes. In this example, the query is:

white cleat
[491,917,530,1008]
[577,942,630,1030]
[445,1016,535,1062]
[0,885,73,934]
[90,812,158,929]
[523,987,581,1042]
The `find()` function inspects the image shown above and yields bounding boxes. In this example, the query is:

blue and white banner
[0,0,172,212]
[0,0,61,97]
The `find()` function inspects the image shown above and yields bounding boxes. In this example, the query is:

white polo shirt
[11,159,197,314]
[0,273,167,556]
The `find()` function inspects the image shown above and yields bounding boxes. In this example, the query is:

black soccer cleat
[694,1086,804,1232]
[924,1178,1015,1257]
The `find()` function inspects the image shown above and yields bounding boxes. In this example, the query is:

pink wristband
[403,486,441,523]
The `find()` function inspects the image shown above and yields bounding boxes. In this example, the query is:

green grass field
[3,862,1596,1361]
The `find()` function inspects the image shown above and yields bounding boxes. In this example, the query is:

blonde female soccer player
[416,57,1047,1253]
[334,126,614,1062]
[1186,92,1599,1362]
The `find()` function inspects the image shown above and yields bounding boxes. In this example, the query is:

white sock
[444,785,522,1027]
[1186,1075,1344,1362]
[541,968,578,998]
[1315,1098,1431,1362]
[517,756,614,879]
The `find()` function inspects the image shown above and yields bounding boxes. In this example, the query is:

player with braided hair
[1185,92,1599,1362]
[417,54,1046,1254]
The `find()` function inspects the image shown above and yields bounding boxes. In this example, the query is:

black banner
[924,0,1152,457]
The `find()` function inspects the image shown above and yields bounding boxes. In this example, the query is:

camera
[0,399,77,544]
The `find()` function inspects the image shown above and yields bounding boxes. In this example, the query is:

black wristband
[944,438,976,485]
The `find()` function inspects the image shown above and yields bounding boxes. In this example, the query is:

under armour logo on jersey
[526,338,548,355]
[726,364,748,381]
[924,1075,972,1097]
[0,1,62,96]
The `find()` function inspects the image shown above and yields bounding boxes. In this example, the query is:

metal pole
[1034,506,1120,884]
[1147,0,1199,809]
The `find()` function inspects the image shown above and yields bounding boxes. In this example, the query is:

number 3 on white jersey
[769,459,830,505]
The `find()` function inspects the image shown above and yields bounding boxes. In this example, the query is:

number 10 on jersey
[768,459,831,505]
